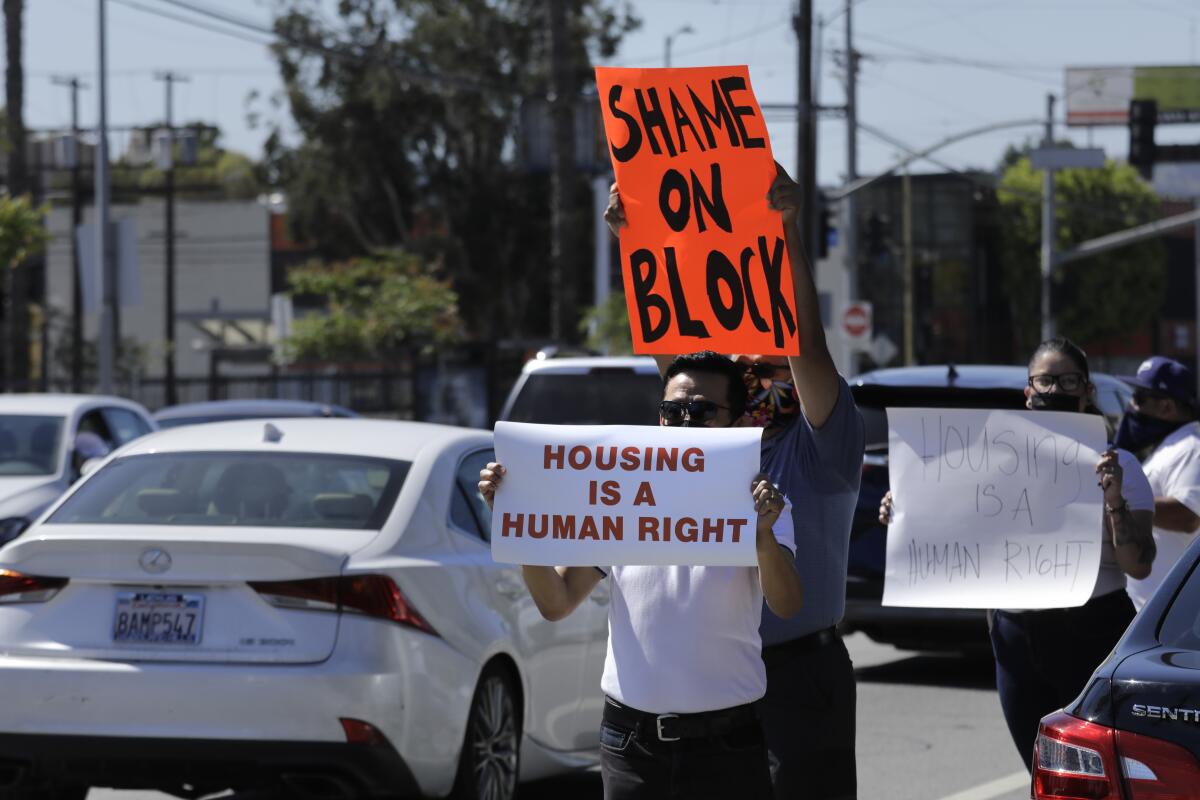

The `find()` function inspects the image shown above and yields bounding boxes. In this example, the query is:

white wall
[45,199,271,381]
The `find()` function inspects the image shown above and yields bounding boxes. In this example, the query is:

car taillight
[1033,711,1121,800]
[0,569,67,603]
[249,575,438,636]
[339,717,389,746]
[1116,728,1200,799]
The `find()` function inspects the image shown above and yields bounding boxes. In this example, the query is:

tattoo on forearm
[1111,509,1156,566]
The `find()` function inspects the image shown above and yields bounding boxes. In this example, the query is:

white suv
[499,357,662,426]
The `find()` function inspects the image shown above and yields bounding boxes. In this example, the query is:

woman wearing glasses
[879,336,1156,770]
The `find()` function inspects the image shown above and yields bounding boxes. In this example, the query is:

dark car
[1031,533,1200,798]
[845,365,1134,653]
[154,399,359,430]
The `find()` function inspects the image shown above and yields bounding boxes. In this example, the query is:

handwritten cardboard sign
[883,408,1107,609]
[491,421,763,566]
[594,66,799,356]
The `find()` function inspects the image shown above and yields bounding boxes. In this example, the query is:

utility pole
[902,167,914,365]
[96,0,114,394]
[1040,93,1056,342]
[4,0,29,391]
[547,0,576,342]
[844,0,859,367]
[155,70,187,406]
[52,76,87,392]
[793,0,816,264]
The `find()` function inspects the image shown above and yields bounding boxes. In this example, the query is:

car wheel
[450,667,521,800]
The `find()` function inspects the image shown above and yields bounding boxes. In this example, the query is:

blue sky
[27,0,1200,189]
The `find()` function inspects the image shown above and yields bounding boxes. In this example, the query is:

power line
[108,0,274,47]
[114,0,504,95]
[610,15,791,66]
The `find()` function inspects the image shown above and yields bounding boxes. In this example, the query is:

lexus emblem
[139,548,172,574]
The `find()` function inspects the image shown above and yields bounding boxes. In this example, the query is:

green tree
[265,0,638,342]
[119,125,262,199]
[997,157,1165,359]
[284,249,463,363]
[0,193,47,389]
[579,292,633,355]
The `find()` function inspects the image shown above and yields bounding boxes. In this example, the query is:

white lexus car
[0,419,609,799]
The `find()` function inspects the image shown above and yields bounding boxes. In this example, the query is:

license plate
[113,591,205,645]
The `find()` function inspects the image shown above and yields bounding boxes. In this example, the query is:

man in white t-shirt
[1118,356,1200,610]
[479,351,803,800]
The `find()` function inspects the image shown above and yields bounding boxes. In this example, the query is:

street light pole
[155,71,188,406]
[664,24,693,68]
[95,0,114,394]
[1040,93,1056,342]
[52,76,87,392]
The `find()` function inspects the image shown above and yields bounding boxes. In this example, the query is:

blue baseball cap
[1118,356,1196,403]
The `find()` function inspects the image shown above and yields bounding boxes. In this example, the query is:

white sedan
[0,419,609,799]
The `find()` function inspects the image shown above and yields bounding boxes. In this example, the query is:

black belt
[764,625,839,656]
[603,697,759,743]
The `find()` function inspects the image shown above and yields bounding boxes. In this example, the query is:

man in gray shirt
[606,164,864,799]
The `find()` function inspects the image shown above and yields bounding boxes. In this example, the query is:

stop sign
[842,302,872,341]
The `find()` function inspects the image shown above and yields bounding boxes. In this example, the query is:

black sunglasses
[745,362,791,380]
[659,399,729,426]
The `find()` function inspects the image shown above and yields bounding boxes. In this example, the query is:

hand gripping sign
[491,422,763,567]
[594,66,800,356]
[884,408,1107,609]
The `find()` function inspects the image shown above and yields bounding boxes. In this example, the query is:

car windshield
[853,386,1026,452]
[506,372,662,425]
[0,415,65,477]
[47,452,409,530]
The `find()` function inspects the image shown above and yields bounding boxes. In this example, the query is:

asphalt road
[88,632,1032,800]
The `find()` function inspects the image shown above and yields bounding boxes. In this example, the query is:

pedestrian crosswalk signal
[1128,99,1157,180]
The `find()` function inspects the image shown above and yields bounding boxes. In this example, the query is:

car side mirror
[79,458,103,479]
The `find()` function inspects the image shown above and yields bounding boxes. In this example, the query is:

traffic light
[1128,99,1157,180]
[817,195,836,259]
[865,213,889,256]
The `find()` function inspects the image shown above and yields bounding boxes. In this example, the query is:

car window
[0,415,65,476]
[47,451,409,530]
[505,372,662,425]
[1158,558,1200,650]
[77,410,117,451]
[450,449,495,541]
[102,408,152,445]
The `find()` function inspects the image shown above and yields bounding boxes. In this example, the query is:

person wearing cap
[1117,356,1200,610]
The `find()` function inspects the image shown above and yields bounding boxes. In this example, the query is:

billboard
[1065,65,1200,126]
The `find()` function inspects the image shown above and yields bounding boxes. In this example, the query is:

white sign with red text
[491,422,763,567]
[884,408,1107,609]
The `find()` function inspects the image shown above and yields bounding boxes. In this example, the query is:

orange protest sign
[594,65,800,356]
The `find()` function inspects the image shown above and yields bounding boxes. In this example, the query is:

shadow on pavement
[855,652,996,690]
[519,770,602,799]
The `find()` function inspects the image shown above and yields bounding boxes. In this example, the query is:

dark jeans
[760,630,857,800]
[990,589,1136,770]
[599,699,773,800]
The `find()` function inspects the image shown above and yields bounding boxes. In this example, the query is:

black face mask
[1113,411,1186,455]
[1029,392,1081,413]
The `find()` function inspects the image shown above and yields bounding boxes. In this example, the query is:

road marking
[934,770,1029,800]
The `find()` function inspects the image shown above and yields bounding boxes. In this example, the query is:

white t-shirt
[598,501,794,714]
[1127,422,1200,610]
